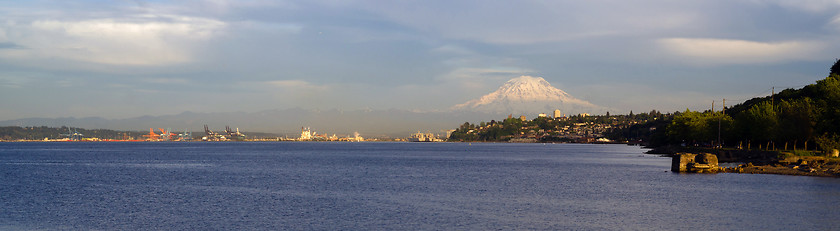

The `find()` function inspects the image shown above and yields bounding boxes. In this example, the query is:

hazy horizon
[1,0,838,121]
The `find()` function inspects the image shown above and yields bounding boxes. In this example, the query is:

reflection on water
[1,142,839,230]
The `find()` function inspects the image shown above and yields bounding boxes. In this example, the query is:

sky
[1,0,839,120]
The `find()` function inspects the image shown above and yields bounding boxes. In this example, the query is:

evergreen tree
[831,58,840,75]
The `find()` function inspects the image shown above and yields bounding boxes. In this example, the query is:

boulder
[672,153,696,172]
[695,153,719,165]
[672,153,721,173]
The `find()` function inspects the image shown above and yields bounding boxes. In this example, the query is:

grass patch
[791,150,823,156]
[780,150,823,157]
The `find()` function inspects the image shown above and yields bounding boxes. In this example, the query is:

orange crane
[143,128,160,141]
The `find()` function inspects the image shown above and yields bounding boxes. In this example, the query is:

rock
[695,153,718,165]
[672,153,696,172]
[672,153,721,173]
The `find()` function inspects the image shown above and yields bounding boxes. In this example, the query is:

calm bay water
[1,142,839,230]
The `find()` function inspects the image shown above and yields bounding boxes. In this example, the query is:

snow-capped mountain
[451,76,605,116]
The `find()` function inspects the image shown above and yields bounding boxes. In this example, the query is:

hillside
[616,62,840,153]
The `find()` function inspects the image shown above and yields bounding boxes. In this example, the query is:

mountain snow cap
[451,75,604,115]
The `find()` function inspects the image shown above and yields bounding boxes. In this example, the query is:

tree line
[0,126,147,140]
[619,60,840,153]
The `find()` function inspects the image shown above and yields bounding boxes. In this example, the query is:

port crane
[201,125,246,141]
[203,125,225,141]
[176,129,192,141]
[157,128,177,141]
[204,125,217,136]
[143,128,161,141]
[225,126,246,141]
[60,127,84,141]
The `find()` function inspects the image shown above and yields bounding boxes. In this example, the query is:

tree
[530,117,554,130]
[776,99,815,148]
[667,110,707,145]
[736,101,778,145]
[831,58,840,76]
[815,133,840,152]
[813,74,840,135]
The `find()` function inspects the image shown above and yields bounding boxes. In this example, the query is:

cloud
[0,42,22,49]
[657,38,824,65]
[265,80,330,91]
[831,14,840,29]
[360,1,699,45]
[0,14,225,66]
[436,67,531,90]
[430,44,475,56]
[235,21,303,34]
[142,78,190,84]
[572,83,704,113]
[0,78,22,89]
[760,0,840,13]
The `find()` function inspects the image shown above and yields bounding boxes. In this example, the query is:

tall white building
[554,109,562,118]
[299,127,312,141]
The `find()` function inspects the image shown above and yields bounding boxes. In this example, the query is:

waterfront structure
[336,132,365,142]
[202,125,227,141]
[59,127,84,141]
[143,128,161,141]
[352,132,364,142]
[225,126,246,141]
[407,131,442,142]
[299,127,313,141]
[176,129,193,141]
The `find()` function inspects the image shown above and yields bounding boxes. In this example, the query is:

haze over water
[2,142,839,230]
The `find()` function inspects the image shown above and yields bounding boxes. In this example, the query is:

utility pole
[711,100,715,113]
[718,98,725,149]
[711,100,716,147]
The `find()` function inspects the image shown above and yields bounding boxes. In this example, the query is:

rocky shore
[720,158,840,177]
[650,146,840,178]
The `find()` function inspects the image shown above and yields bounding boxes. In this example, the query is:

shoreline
[721,164,840,177]
[648,145,840,178]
